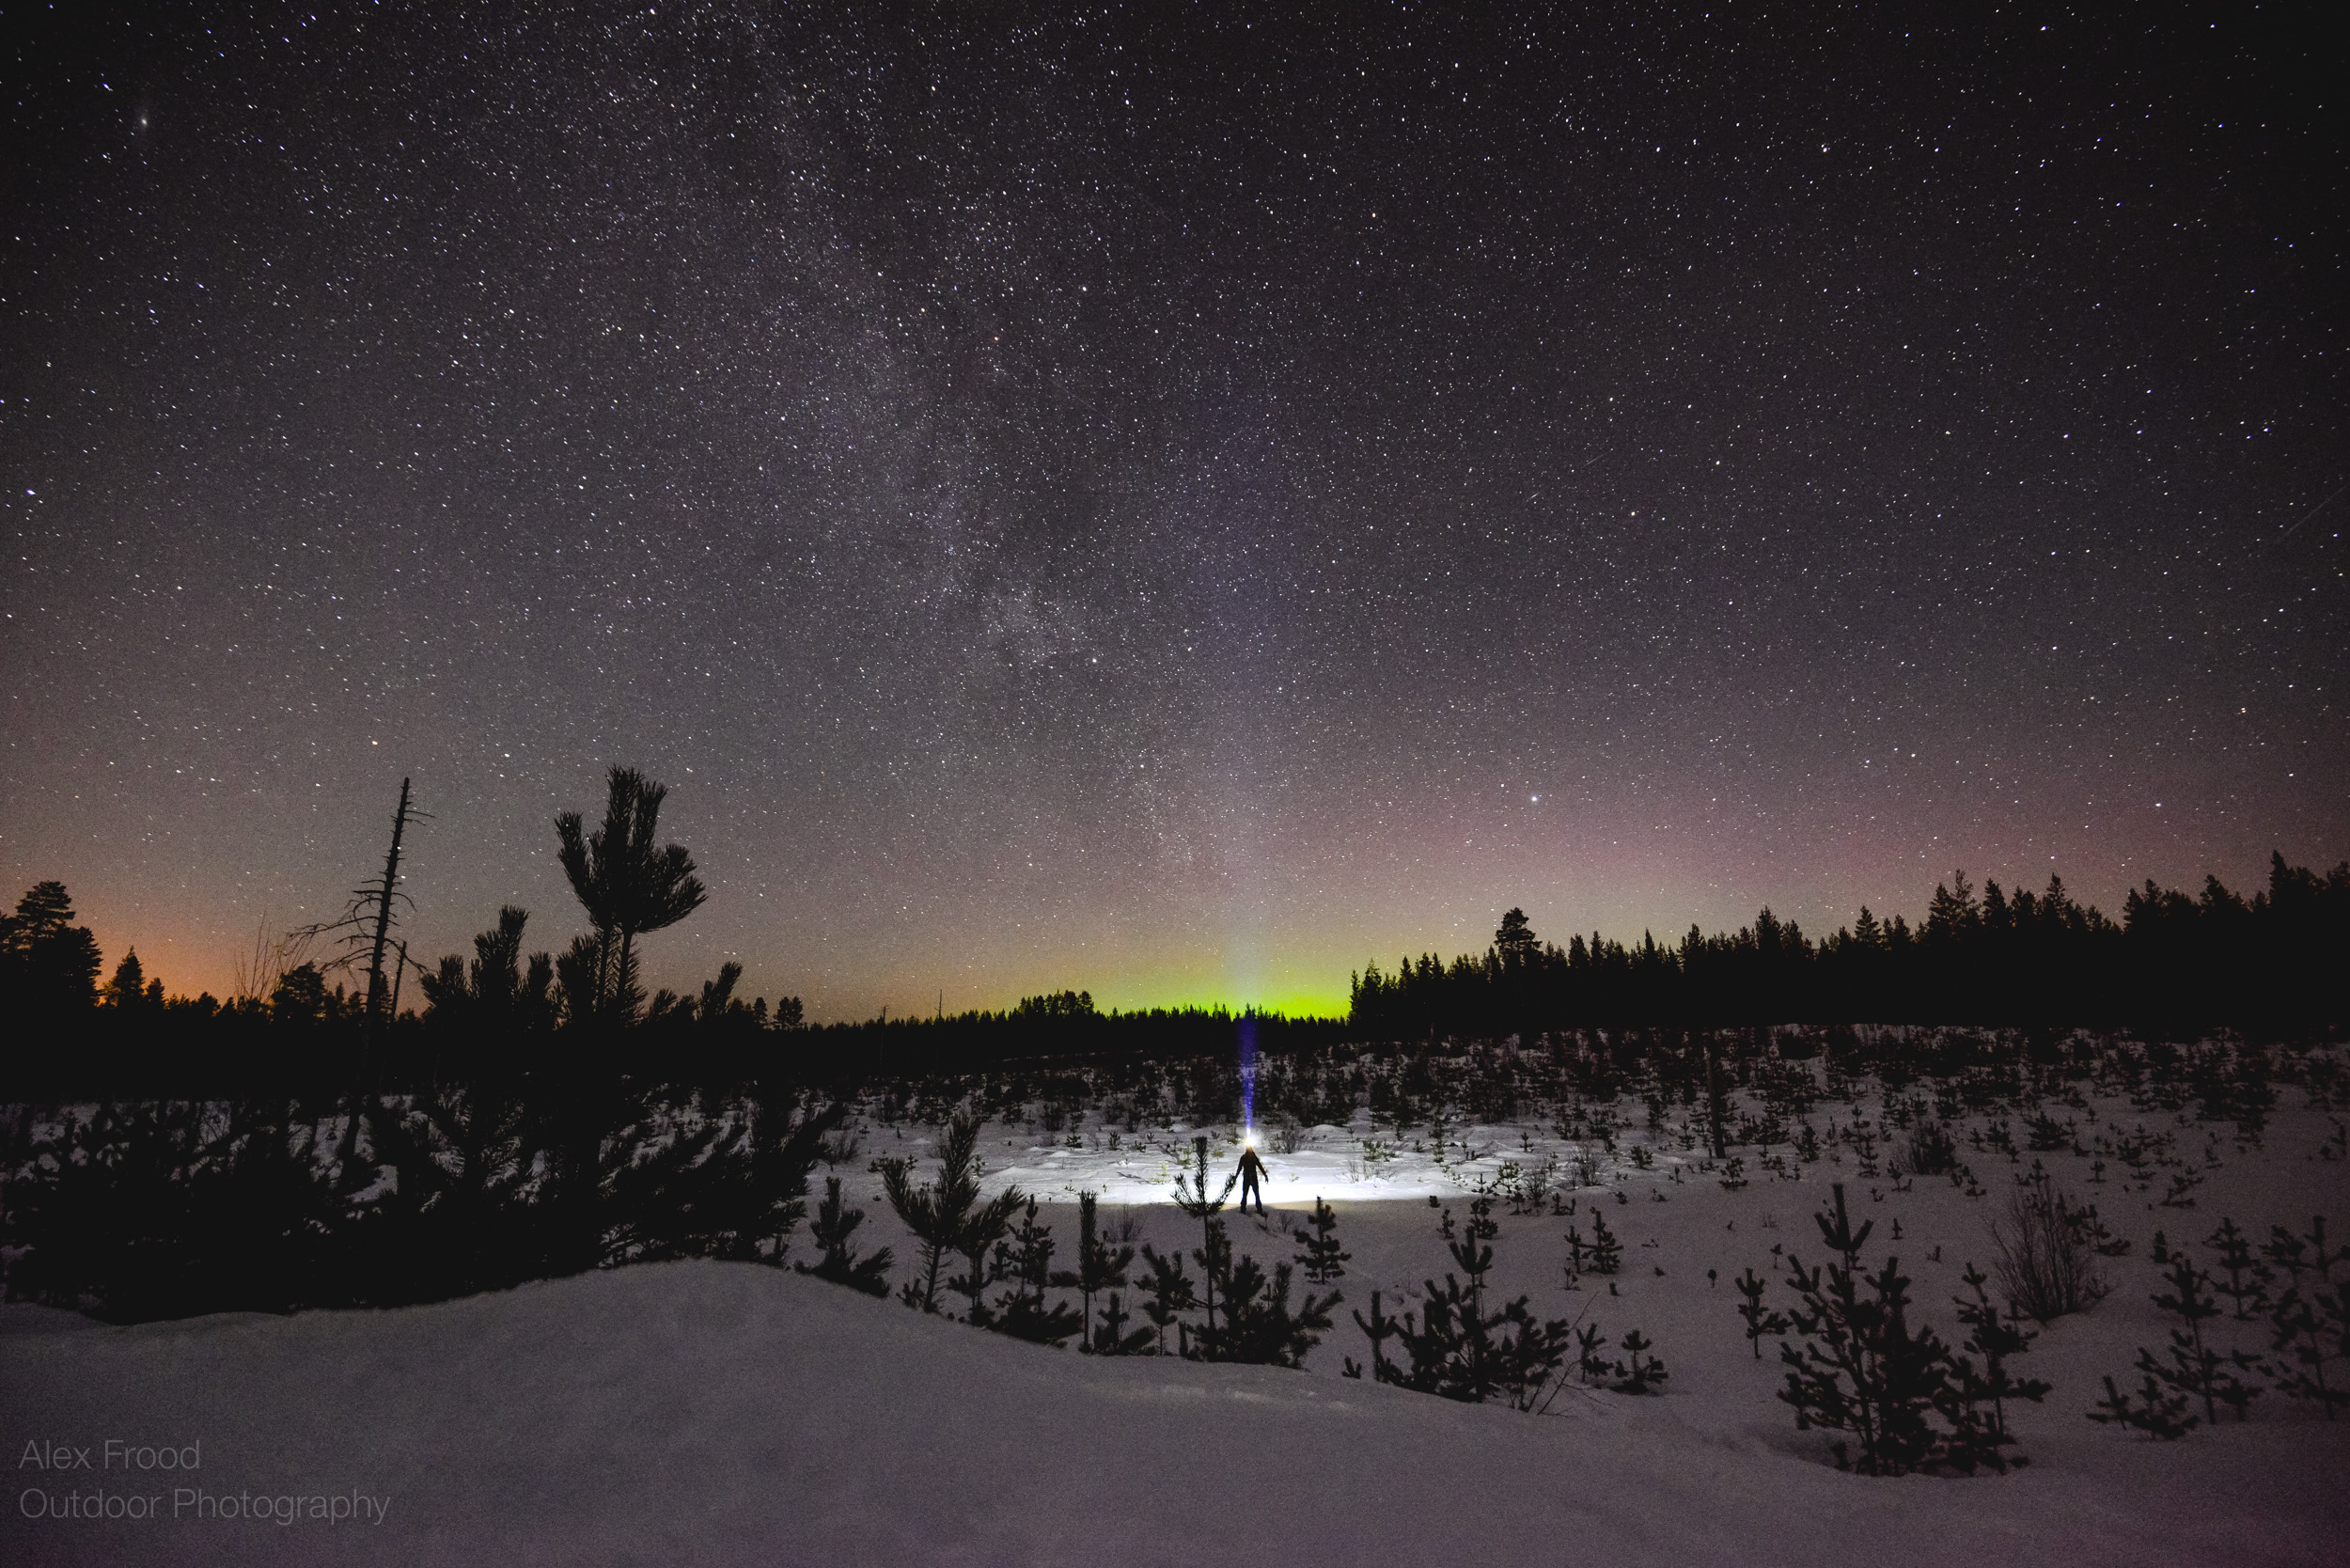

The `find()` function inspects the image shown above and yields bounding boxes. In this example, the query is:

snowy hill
[6,1241,2345,1565]
[8,1037,2350,1566]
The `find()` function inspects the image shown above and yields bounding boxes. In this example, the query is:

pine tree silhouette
[1171,1135,1239,1340]
[1294,1196,1351,1284]
[555,767,708,1027]
[1,882,104,1021]
[991,1198,1082,1344]
[2204,1217,2273,1320]
[1137,1244,1198,1355]
[2088,1372,2197,1440]
[1736,1265,1792,1358]
[1052,1193,1135,1352]
[1943,1262,2050,1470]
[797,1176,894,1296]
[880,1113,1022,1316]
[1776,1184,2008,1475]
[1364,1198,1574,1405]
[2264,1216,2348,1419]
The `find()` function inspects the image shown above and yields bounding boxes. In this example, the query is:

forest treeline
[3,757,2343,1098]
[0,767,1343,1097]
[1352,856,2350,1041]
[0,877,1338,1097]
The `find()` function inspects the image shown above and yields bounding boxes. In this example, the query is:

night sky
[3,4,2342,1019]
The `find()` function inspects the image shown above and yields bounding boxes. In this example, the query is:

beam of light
[1237,1010,1259,1143]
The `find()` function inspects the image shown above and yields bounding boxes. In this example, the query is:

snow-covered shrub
[1904,1120,1957,1175]
[1989,1163,2107,1322]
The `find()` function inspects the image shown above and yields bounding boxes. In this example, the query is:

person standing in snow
[1236,1142,1269,1216]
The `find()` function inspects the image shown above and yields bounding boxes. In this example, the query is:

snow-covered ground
[6,1058,2348,1566]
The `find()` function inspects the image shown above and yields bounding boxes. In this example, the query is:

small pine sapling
[2205,1216,2272,1320]
[1137,1244,1198,1356]
[1454,1197,1499,1317]
[2270,1284,2349,1419]
[949,1185,1026,1328]
[1171,1134,1239,1252]
[1488,1298,1581,1411]
[1736,1265,1792,1358]
[2216,1344,2268,1422]
[2087,1372,2198,1440]
[991,1197,1082,1345]
[1172,1136,1240,1340]
[878,1114,1023,1317]
[1294,1196,1351,1284]
[1574,1321,1613,1386]
[1349,1288,1402,1383]
[1588,1210,1622,1275]
[1614,1328,1668,1394]
[1776,1184,1974,1476]
[1942,1262,2051,1471]
[1190,1216,1233,1348]
[1090,1288,1155,1356]
[1198,1248,1339,1366]
[2136,1250,2232,1427]
[947,1238,1000,1327]
[795,1176,894,1296]
[1052,1193,1136,1352]
[1368,1198,1576,1407]
[2264,1215,2348,1420]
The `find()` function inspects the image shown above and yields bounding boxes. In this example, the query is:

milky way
[4,5,2342,1016]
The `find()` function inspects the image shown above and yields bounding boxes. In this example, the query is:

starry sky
[3,4,2342,1019]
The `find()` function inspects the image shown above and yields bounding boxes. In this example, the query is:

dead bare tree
[292,778,431,1177]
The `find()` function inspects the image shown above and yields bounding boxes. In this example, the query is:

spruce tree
[0,881,103,1020]
[103,949,150,1011]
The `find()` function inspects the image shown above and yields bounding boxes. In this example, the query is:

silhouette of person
[1236,1143,1268,1216]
